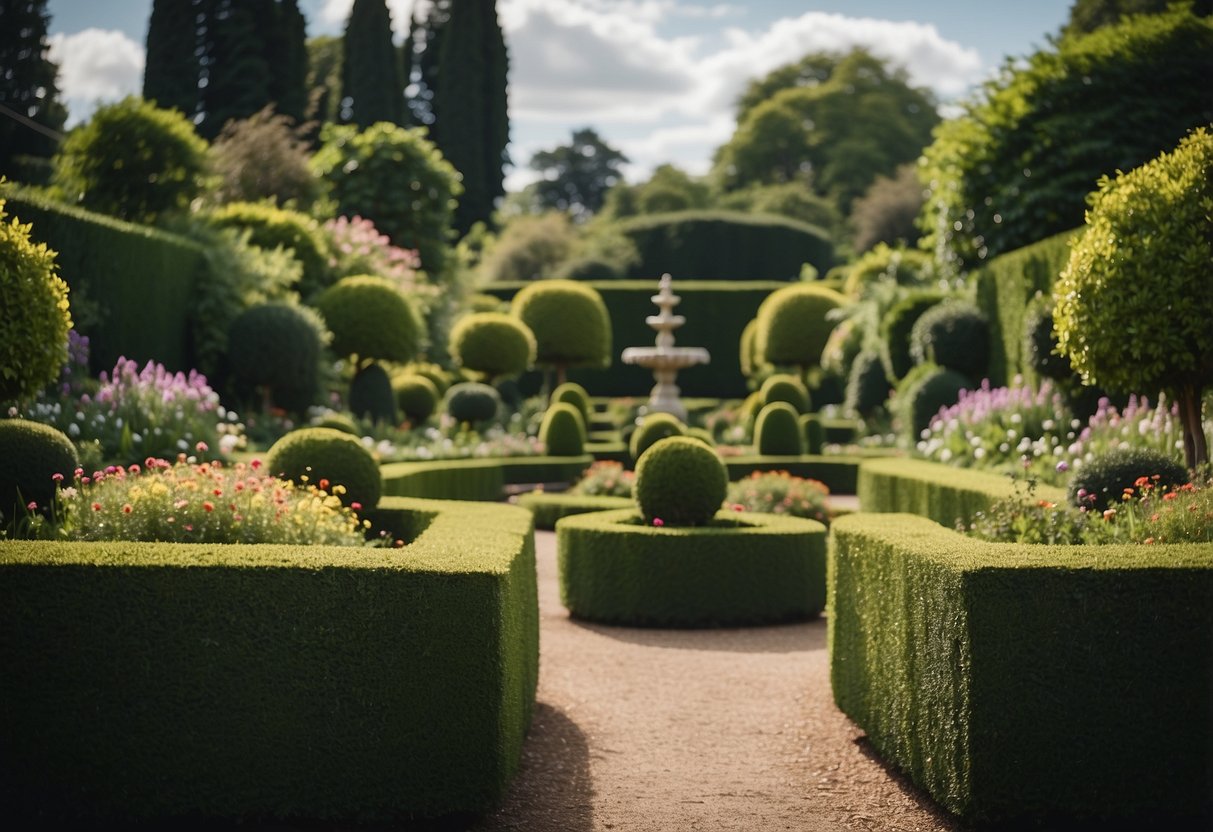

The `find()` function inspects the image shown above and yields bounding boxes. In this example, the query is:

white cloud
[48,29,144,126]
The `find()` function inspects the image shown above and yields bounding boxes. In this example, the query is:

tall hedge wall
[3,187,206,373]
[615,210,836,281]
[971,229,1077,387]
[830,513,1213,827]
[0,497,538,822]
[484,280,788,397]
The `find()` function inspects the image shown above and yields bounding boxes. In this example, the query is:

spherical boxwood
[511,279,611,372]
[449,311,535,381]
[754,284,846,370]
[909,301,990,382]
[754,402,806,456]
[845,349,891,418]
[629,412,686,462]
[403,362,451,395]
[0,200,72,402]
[635,436,728,527]
[393,373,439,425]
[539,402,586,456]
[686,427,716,448]
[879,291,946,381]
[760,373,811,414]
[1068,447,1189,511]
[208,202,335,299]
[0,419,78,520]
[314,412,360,435]
[227,302,325,415]
[314,275,423,363]
[444,382,501,425]
[551,381,592,428]
[897,364,970,441]
[349,362,397,425]
[265,427,382,509]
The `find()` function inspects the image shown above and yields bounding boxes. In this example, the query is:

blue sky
[45,0,1072,187]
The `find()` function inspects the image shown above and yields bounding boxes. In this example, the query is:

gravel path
[470,530,961,832]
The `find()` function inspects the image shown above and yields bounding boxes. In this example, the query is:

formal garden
[1,0,1212,828]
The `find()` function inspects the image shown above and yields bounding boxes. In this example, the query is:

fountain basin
[621,346,710,371]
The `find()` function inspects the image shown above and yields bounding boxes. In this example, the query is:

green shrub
[1022,296,1073,382]
[393,374,439,425]
[820,318,863,379]
[634,436,728,526]
[737,391,764,436]
[209,106,323,209]
[909,301,990,382]
[897,364,970,441]
[0,419,78,522]
[402,362,450,395]
[444,382,501,425]
[845,349,890,418]
[449,312,535,382]
[0,198,72,402]
[551,381,591,428]
[226,302,325,415]
[738,318,761,378]
[726,470,829,523]
[314,275,423,364]
[842,243,935,298]
[478,213,575,283]
[800,413,825,455]
[1068,447,1189,511]
[760,373,810,414]
[380,456,591,501]
[517,492,633,530]
[314,412,360,435]
[755,284,846,370]
[552,256,622,281]
[348,363,397,425]
[686,427,716,447]
[208,202,335,299]
[879,291,947,381]
[568,460,634,497]
[629,412,686,462]
[510,280,611,376]
[754,402,805,456]
[539,402,586,456]
[265,427,382,509]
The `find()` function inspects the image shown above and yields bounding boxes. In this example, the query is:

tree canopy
[528,128,629,222]
[0,0,66,172]
[1062,0,1211,37]
[341,0,403,127]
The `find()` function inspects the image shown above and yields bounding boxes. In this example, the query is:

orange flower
[203,501,214,513]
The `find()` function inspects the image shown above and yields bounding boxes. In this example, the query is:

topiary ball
[551,381,592,428]
[402,362,451,395]
[265,427,381,509]
[845,349,891,418]
[1068,448,1189,511]
[314,275,423,364]
[635,436,728,527]
[754,284,846,369]
[0,419,78,521]
[879,291,946,382]
[897,364,970,442]
[511,279,611,371]
[539,402,586,456]
[444,382,501,425]
[348,362,397,425]
[686,427,716,448]
[208,202,335,299]
[800,413,825,455]
[909,301,990,382]
[629,412,686,462]
[227,302,325,415]
[754,402,806,456]
[314,412,360,435]
[760,373,811,414]
[393,373,439,425]
[448,311,536,381]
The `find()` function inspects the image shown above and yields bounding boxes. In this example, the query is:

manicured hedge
[615,210,836,281]
[725,454,865,495]
[972,229,1077,387]
[857,457,1066,527]
[3,186,206,373]
[830,512,1213,827]
[0,497,538,822]
[515,492,634,530]
[557,508,826,627]
[381,455,593,501]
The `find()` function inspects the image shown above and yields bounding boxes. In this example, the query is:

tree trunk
[1174,384,1209,470]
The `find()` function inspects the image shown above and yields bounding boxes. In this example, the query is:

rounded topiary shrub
[820,317,863,379]
[511,279,611,375]
[314,275,423,363]
[0,419,78,520]
[208,202,334,299]
[635,436,728,526]
[265,427,381,509]
[349,363,397,425]
[629,412,686,462]
[754,402,806,456]
[909,301,990,382]
[800,413,825,455]
[738,318,762,378]
[393,373,439,425]
[879,291,946,381]
[227,302,325,415]
[845,349,891,418]
[686,427,716,448]
[898,365,970,441]
[539,402,586,456]
[1023,298,1073,382]
[760,373,811,414]
[444,382,501,425]
[754,284,845,370]
[448,312,535,382]
[314,412,360,435]
[1068,448,1189,511]
[402,362,450,395]
[551,381,592,428]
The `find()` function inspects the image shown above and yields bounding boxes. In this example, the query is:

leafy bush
[879,290,947,381]
[478,213,576,283]
[348,363,397,425]
[0,419,78,524]
[738,318,762,378]
[849,164,925,253]
[444,382,501,425]
[265,427,382,509]
[897,364,970,442]
[226,302,327,415]
[1068,447,1189,511]
[844,349,890,418]
[726,470,829,524]
[209,106,322,208]
[629,412,686,461]
[634,436,728,526]
[551,381,592,428]
[754,402,805,456]
[314,275,423,364]
[820,318,863,380]
[392,374,439,425]
[449,312,535,382]
[207,202,335,300]
[511,279,611,375]
[841,243,935,299]
[314,412,360,435]
[760,373,810,414]
[800,413,825,455]
[322,215,433,312]
[1022,297,1073,382]
[539,402,585,456]
[909,301,990,381]
[568,460,634,497]
[755,284,845,370]
[401,362,450,395]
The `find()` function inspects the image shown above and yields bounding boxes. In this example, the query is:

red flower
[203,502,215,513]
[350,502,363,512]
[122,504,133,514]
[91,502,102,511]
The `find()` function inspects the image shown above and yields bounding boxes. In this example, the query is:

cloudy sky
[45,0,1071,189]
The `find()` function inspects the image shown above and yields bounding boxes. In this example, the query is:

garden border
[380,454,593,501]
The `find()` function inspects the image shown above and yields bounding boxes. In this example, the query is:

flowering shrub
[725,470,830,524]
[358,422,542,464]
[569,460,634,497]
[325,215,437,312]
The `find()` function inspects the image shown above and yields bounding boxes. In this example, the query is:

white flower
[67,422,81,437]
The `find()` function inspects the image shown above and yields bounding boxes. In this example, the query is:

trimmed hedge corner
[381,455,593,501]
[557,508,826,627]
[829,512,1213,827]
[516,492,634,530]
[0,497,538,822]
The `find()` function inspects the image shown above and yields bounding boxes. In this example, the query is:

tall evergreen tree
[198,0,272,138]
[0,0,67,172]
[261,0,308,124]
[304,35,343,141]
[143,0,201,119]
[341,0,402,127]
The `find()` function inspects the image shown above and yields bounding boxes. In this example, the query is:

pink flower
[251,458,262,471]
[195,441,208,452]
[51,472,64,483]
[26,501,37,511]
[350,502,363,512]
[652,517,665,527]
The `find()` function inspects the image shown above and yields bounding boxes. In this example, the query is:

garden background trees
[341,0,402,127]
[0,0,66,176]
[526,128,629,222]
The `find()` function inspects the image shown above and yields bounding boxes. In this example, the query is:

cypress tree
[304,35,343,141]
[198,0,272,138]
[341,0,402,127]
[143,0,201,119]
[0,0,67,172]
[263,0,308,124]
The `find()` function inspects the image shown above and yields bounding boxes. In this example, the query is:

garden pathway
[469,530,960,832]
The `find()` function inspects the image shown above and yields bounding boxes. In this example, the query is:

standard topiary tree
[0,419,78,523]
[208,202,335,300]
[348,362,397,425]
[0,199,71,403]
[754,402,805,456]
[392,374,439,425]
[511,279,611,385]
[879,290,947,382]
[896,364,970,443]
[908,301,991,383]
[845,349,891,418]
[754,283,846,377]
[1054,128,1213,467]
[226,302,326,416]
[634,436,728,526]
[551,381,592,429]
[760,373,811,414]
[448,312,536,384]
[265,426,382,508]
[1067,447,1189,511]
[539,402,586,456]
[629,412,686,462]
[444,382,501,426]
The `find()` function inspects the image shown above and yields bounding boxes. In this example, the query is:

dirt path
[471,531,960,832]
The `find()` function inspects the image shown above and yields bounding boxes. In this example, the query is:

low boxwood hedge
[0,497,538,822]
[725,454,865,495]
[557,508,826,627]
[515,492,634,530]
[830,512,1213,827]
[381,455,593,501]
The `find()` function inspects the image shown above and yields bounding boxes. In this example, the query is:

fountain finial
[620,274,710,422]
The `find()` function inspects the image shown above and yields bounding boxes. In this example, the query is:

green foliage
[478,212,576,283]
[896,364,970,441]
[527,128,628,221]
[634,436,728,526]
[0,419,77,523]
[349,362,397,425]
[314,275,423,364]
[919,7,1213,271]
[760,373,811,414]
[209,107,322,209]
[444,381,501,424]
[1022,297,1073,383]
[602,163,711,219]
[510,279,611,372]
[715,182,842,234]
[0,0,66,171]
[908,301,990,382]
[314,412,360,435]
[1068,447,1189,511]
[539,402,586,456]
[517,492,634,530]
[568,460,634,498]
[1062,0,1212,38]
[755,283,846,370]
[341,0,403,127]
[800,413,825,455]
[551,381,592,428]
[738,319,761,378]
[0,198,71,401]
[754,402,805,456]
[449,312,535,381]
[381,456,591,501]
[848,163,924,253]
[1054,128,1213,466]
[878,290,946,381]
[845,349,892,417]
[552,256,622,281]
[51,97,208,224]
[629,412,686,462]
[841,243,935,299]
[402,362,451,395]
[226,302,326,415]
[392,374,439,425]
[820,318,862,379]
[208,201,334,299]
[265,426,382,508]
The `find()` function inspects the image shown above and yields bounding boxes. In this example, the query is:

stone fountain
[621,274,710,422]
